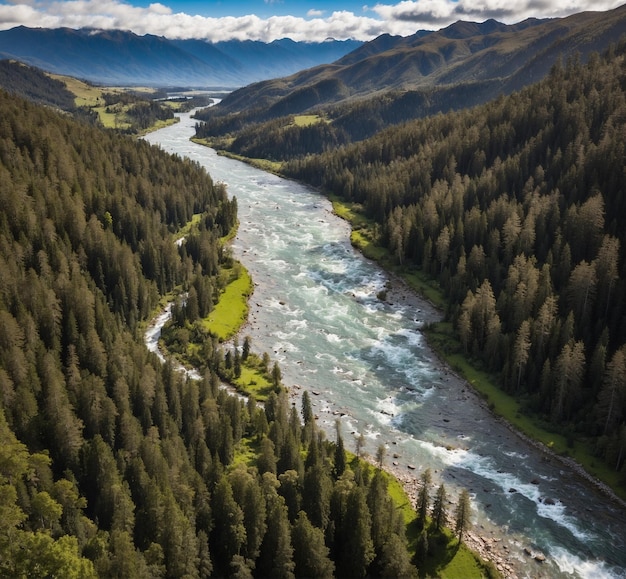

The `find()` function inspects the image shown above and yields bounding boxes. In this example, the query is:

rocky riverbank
[378,272,626,577]
[385,460,524,578]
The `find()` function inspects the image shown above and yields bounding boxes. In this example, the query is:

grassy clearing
[221,151,282,174]
[232,356,274,402]
[50,74,179,132]
[233,436,261,469]
[331,197,387,262]
[192,136,235,149]
[50,74,107,107]
[202,266,253,341]
[51,75,130,128]
[416,527,493,579]
[191,139,283,174]
[293,114,324,126]
[174,213,202,243]
[401,269,447,310]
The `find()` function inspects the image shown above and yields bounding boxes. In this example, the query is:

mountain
[0,26,362,88]
[212,4,626,116]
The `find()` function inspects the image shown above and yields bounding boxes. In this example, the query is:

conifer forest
[2,20,626,579]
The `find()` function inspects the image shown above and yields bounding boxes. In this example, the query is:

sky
[0,0,623,42]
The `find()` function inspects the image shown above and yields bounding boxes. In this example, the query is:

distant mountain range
[2,3,625,111]
[214,4,626,116]
[0,26,363,88]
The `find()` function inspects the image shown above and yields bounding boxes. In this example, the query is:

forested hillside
[0,89,472,577]
[281,43,626,486]
[0,59,76,110]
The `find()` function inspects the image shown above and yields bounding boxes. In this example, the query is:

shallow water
[145,112,626,579]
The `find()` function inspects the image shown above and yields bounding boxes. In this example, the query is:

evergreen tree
[257,436,278,475]
[376,444,386,469]
[336,485,375,578]
[597,346,626,433]
[229,465,267,564]
[302,464,332,531]
[378,533,418,578]
[242,335,251,361]
[415,527,429,565]
[291,511,335,579]
[431,483,448,531]
[257,488,295,579]
[417,468,432,528]
[454,489,472,544]
[333,420,347,479]
[210,475,246,575]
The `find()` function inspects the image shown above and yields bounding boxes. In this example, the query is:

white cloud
[0,3,58,27]
[0,0,621,41]
[372,0,625,28]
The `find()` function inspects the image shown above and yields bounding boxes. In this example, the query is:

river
[144,111,626,579]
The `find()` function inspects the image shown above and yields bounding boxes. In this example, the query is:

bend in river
[145,112,626,579]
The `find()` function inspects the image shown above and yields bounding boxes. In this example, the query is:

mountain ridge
[0,26,363,87]
[210,5,626,117]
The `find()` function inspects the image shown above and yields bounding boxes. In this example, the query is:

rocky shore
[379,274,626,577]
[349,278,541,577]
[383,459,524,578]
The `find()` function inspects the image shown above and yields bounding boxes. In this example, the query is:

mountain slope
[0,59,76,110]
[212,5,626,116]
[0,26,362,87]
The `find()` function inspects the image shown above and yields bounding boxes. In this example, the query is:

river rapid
[144,111,626,579]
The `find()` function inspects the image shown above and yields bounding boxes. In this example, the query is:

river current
[144,111,626,578]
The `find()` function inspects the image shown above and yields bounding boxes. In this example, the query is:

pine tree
[376,444,386,469]
[291,511,335,579]
[302,464,332,530]
[229,465,267,564]
[513,319,532,391]
[337,486,375,578]
[417,468,432,528]
[415,527,429,565]
[597,346,626,433]
[431,483,448,531]
[333,420,347,479]
[378,533,418,578]
[454,489,472,543]
[210,475,246,575]
[257,490,295,579]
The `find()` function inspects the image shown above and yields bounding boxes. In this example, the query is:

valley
[145,111,626,578]
[2,3,626,577]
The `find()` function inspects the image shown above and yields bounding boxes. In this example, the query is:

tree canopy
[0,87,446,577]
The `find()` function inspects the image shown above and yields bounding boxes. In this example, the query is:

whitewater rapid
[144,111,626,579]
